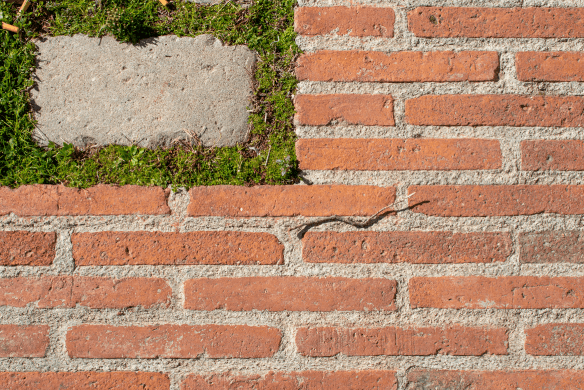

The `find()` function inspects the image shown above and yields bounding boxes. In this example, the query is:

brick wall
[2,1,584,389]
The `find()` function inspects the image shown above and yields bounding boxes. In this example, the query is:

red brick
[294,95,394,126]
[66,324,281,358]
[406,95,584,127]
[407,370,584,389]
[72,231,283,266]
[303,231,512,264]
[517,52,584,82]
[520,231,584,263]
[296,326,507,357]
[184,277,396,311]
[0,232,56,266]
[182,371,397,390]
[0,372,169,390]
[188,185,396,217]
[408,7,584,38]
[522,140,584,171]
[0,325,49,357]
[296,138,501,171]
[410,276,584,309]
[295,7,394,37]
[408,185,584,217]
[296,51,499,82]
[0,185,169,216]
[0,276,170,309]
[526,324,584,356]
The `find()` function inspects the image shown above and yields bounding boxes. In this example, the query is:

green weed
[0,0,299,188]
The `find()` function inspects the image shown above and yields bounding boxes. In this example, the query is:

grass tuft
[0,0,299,188]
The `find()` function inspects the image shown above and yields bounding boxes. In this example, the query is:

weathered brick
[182,371,397,390]
[296,326,507,357]
[188,185,396,217]
[408,185,584,216]
[296,51,499,82]
[407,370,584,389]
[0,185,170,216]
[0,232,56,266]
[184,277,396,311]
[408,7,584,38]
[295,95,394,126]
[72,231,283,266]
[526,324,584,356]
[0,276,171,309]
[517,52,584,82]
[303,231,512,264]
[0,325,49,357]
[296,138,501,171]
[294,7,394,37]
[406,95,584,127]
[66,325,281,358]
[410,276,584,309]
[522,140,584,171]
[0,372,170,390]
[520,231,584,264]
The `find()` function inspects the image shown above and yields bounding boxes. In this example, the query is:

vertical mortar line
[393,4,409,43]
[53,230,75,274]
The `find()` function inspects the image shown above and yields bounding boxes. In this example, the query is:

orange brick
[188,185,396,217]
[303,231,512,264]
[295,95,394,126]
[0,185,169,216]
[0,372,170,390]
[0,276,171,309]
[296,326,507,357]
[517,52,584,82]
[66,325,281,358]
[406,95,584,127]
[182,371,397,390]
[296,138,501,171]
[184,277,396,311]
[0,232,56,266]
[407,370,584,389]
[520,231,584,263]
[408,7,584,38]
[526,324,584,355]
[522,140,584,171]
[72,231,283,266]
[410,276,584,309]
[0,325,49,357]
[294,7,394,37]
[296,51,499,82]
[408,185,584,216]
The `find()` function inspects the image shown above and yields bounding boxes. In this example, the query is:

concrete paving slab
[31,34,256,148]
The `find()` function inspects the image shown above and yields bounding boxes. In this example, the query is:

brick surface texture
[3,1,584,388]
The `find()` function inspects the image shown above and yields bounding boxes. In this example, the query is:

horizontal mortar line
[296,38,584,52]
[297,0,580,7]
[296,125,584,139]
[300,170,584,184]
[296,81,584,95]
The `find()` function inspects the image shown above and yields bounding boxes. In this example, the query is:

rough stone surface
[31,34,255,148]
[0,372,170,390]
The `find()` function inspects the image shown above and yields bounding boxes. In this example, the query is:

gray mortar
[31,34,255,148]
[3,1,584,389]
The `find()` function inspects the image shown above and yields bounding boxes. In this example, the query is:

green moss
[0,0,299,188]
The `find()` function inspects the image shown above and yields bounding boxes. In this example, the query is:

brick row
[0,232,56,266]
[296,138,502,171]
[5,370,584,389]
[0,277,171,308]
[0,325,49,357]
[295,7,584,39]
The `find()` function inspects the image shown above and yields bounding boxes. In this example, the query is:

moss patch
[0,0,299,188]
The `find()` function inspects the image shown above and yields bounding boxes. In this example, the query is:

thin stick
[17,0,31,16]
[264,145,271,166]
[2,23,19,33]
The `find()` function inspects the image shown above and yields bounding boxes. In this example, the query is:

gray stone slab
[31,34,256,148]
